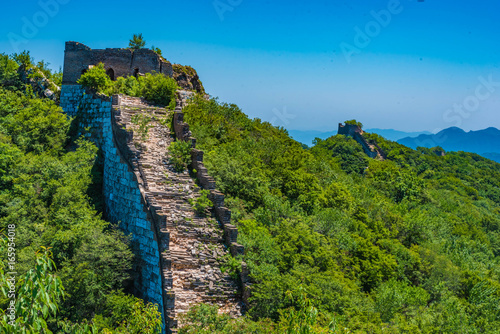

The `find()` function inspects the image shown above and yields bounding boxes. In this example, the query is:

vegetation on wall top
[77,62,178,109]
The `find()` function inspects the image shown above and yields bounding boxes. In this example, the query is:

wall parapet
[172,106,245,256]
[60,86,166,333]
[172,102,251,305]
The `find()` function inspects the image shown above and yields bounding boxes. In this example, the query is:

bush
[112,76,140,97]
[131,113,152,141]
[169,140,192,172]
[77,63,112,93]
[345,119,363,128]
[79,66,178,109]
[139,72,178,108]
[190,189,213,215]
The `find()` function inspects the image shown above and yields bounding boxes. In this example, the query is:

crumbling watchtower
[62,41,173,84]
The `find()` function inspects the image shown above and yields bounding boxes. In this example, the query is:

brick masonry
[60,86,247,333]
[173,92,251,304]
[62,41,173,85]
[60,85,166,332]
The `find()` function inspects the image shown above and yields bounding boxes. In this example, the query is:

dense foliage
[0,51,62,94]
[78,63,178,108]
[0,54,162,333]
[181,95,500,333]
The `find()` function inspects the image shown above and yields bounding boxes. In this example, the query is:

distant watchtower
[338,122,363,137]
[62,41,174,85]
[338,122,379,159]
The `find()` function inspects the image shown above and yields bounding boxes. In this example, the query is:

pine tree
[129,33,146,49]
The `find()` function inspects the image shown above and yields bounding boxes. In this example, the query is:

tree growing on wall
[129,34,146,50]
[345,119,363,129]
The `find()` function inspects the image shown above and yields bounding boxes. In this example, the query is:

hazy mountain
[398,127,500,162]
[288,130,337,146]
[366,128,432,141]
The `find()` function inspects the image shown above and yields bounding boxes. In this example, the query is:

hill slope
[179,96,500,333]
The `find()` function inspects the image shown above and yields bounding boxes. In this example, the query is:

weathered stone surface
[60,88,165,332]
[60,86,245,333]
[338,122,386,159]
[62,41,173,85]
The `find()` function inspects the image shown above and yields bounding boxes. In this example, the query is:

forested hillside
[0,53,162,333]
[179,96,500,333]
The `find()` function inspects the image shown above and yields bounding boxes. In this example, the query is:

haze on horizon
[1,0,499,134]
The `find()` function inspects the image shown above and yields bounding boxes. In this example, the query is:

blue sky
[1,0,499,133]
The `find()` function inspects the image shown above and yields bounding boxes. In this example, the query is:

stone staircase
[112,95,242,332]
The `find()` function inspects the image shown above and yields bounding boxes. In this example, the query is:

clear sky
[1,0,499,133]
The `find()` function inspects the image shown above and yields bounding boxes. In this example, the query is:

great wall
[60,42,248,333]
[57,41,387,333]
[338,122,386,160]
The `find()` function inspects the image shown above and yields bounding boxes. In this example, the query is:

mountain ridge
[398,127,500,162]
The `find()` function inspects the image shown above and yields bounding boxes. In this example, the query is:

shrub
[190,189,213,215]
[345,119,363,129]
[138,72,178,108]
[220,254,242,280]
[131,113,152,141]
[169,140,192,172]
[77,63,112,93]
[151,46,163,57]
[81,69,178,109]
[112,76,140,96]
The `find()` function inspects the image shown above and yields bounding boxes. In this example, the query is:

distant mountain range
[287,130,337,146]
[367,128,432,141]
[289,126,500,163]
[288,128,430,146]
[398,127,500,163]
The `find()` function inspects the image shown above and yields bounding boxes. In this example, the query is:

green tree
[0,242,65,333]
[129,34,146,50]
[151,46,163,57]
[169,140,192,172]
[77,63,112,93]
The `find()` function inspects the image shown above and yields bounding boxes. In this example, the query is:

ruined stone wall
[338,122,378,159]
[62,41,173,85]
[60,86,166,333]
[60,84,250,332]
[172,104,251,301]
